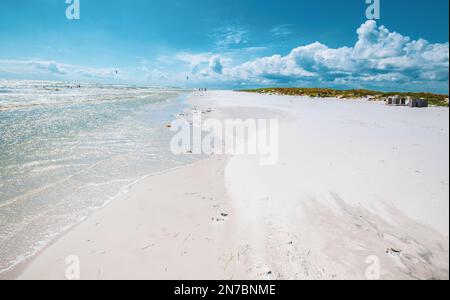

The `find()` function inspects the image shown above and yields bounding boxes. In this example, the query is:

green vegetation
[240,88,449,107]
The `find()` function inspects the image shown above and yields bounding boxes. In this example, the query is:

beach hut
[386,95,408,106]
[408,98,428,108]
[386,96,428,108]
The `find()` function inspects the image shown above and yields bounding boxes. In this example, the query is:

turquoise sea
[0,80,196,275]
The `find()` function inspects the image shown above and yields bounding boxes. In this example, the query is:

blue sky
[0,0,449,93]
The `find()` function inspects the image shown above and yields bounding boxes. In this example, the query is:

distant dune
[241,88,449,107]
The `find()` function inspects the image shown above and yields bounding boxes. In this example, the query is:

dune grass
[240,88,449,107]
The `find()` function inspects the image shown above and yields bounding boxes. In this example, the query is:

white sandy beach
[15,91,449,280]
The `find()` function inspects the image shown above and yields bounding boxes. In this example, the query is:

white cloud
[220,21,449,91]
[0,59,123,81]
[164,52,212,75]
[30,61,67,75]
[209,55,223,74]
[1,21,448,92]
[270,25,293,37]
[147,22,448,92]
[139,65,169,81]
[212,25,249,48]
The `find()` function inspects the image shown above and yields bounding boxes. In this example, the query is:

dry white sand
[16,91,449,280]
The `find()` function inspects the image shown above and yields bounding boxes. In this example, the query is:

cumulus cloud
[30,61,67,75]
[1,21,447,92]
[154,21,448,92]
[222,21,449,91]
[168,52,212,75]
[209,55,223,74]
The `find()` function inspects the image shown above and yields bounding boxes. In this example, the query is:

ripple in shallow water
[0,81,198,275]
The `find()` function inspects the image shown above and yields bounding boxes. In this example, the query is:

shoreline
[9,91,450,280]
[0,159,213,280]
[0,90,198,279]
[13,158,239,280]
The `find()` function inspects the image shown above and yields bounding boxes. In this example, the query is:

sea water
[0,80,197,275]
